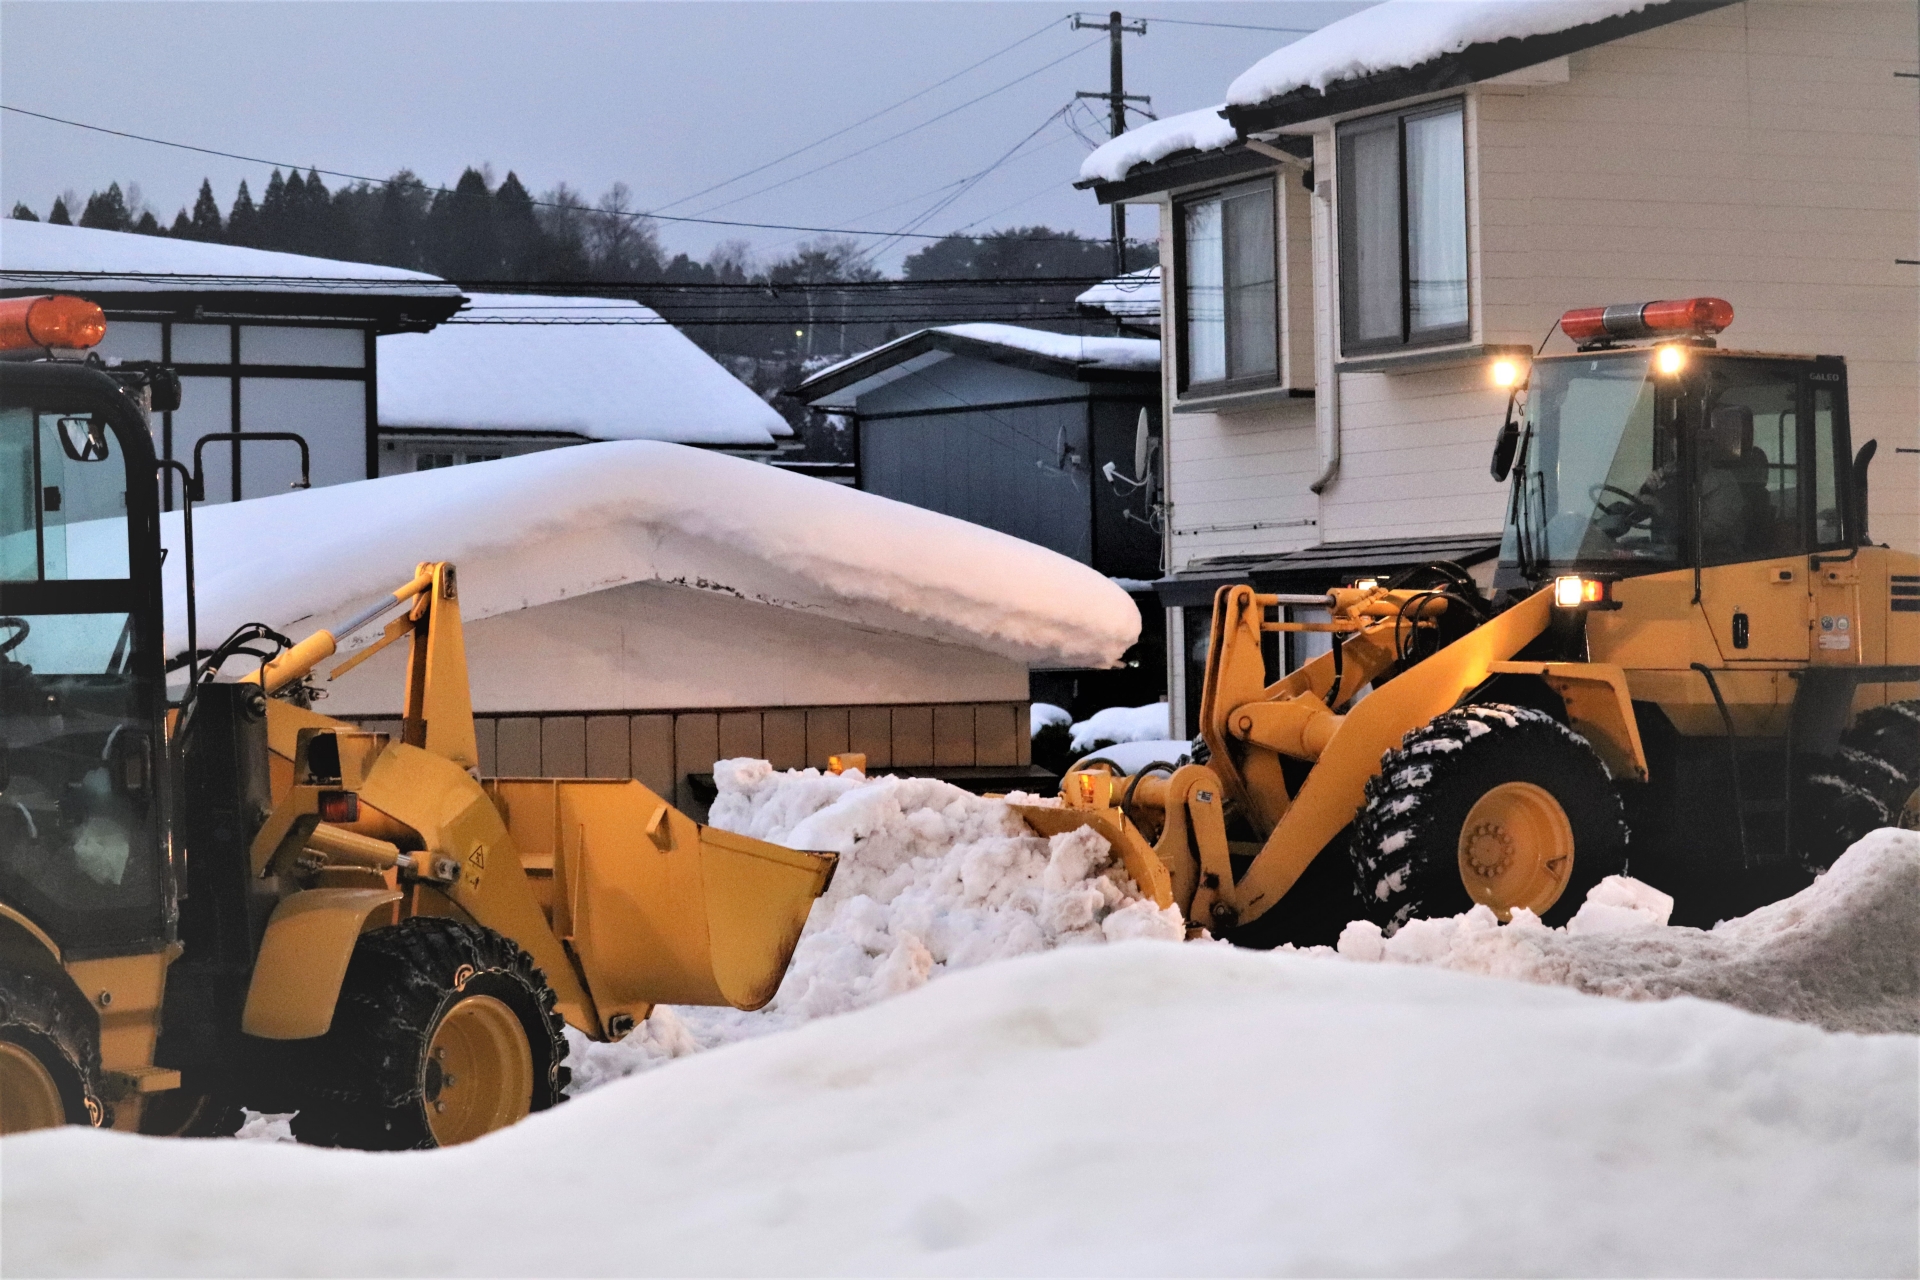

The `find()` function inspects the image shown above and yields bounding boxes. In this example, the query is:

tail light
[1559,298,1732,348]
[0,295,107,352]
[317,790,361,824]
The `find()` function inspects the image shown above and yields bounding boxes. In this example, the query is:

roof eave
[795,328,1157,405]
[1080,136,1310,205]
[1223,0,1737,135]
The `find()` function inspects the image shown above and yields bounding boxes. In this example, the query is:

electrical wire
[648,14,1068,214]
[682,38,1103,219]
[0,103,1108,244]
[1127,15,1317,33]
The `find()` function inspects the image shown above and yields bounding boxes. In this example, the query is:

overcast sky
[0,1,1366,273]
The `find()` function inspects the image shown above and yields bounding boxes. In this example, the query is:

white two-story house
[1078,0,1919,736]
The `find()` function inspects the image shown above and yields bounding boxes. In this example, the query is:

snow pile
[1227,0,1675,107]
[0,219,457,298]
[378,293,790,445]
[1337,830,1920,1034]
[7,941,1914,1277]
[1028,702,1071,737]
[159,440,1140,669]
[1069,701,1172,753]
[568,760,1184,1090]
[1078,104,1237,184]
[1076,266,1162,321]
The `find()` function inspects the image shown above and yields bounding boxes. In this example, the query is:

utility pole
[1075,10,1148,276]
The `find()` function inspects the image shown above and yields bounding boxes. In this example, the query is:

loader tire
[0,967,104,1134]
[1798,700,1920,872]
[1352,703,1627,932]
[288,918,568,1150]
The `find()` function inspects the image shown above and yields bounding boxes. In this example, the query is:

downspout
[1308,166,1340,496]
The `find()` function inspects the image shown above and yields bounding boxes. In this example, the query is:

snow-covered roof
[1078,106,1236,185]
[377,293,790,445]
[163,440,1138,669]
[0,219,460,300]
[1227,0,1675,108]
[1076,267,1161,322]
[801,323,1160,402]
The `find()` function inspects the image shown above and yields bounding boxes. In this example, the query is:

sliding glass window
[1179,179,1278,394]
[1337,99,1469,354]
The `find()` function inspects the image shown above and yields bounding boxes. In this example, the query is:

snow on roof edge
[162,441,1138,670]
[1078,105,1237,185]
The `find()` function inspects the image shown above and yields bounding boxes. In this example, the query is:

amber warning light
[1560,297,1732,348]
[0,295,108,353]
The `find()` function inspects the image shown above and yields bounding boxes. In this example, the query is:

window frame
[1173,176,1282,398]
[1336,96,1471,357]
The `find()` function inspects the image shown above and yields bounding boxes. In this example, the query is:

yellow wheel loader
[1018,297,1918,942]
[0,298,834,1146]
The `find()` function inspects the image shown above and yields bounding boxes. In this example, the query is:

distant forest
[11,167,1154,418]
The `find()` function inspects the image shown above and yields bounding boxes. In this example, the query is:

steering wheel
[1589,482,1653,531]
[0,617,27,658]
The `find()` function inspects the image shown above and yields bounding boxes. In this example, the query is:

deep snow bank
[567,761,1183,1091]
[5,944,1913,1278]
[1338,830,1920,1035]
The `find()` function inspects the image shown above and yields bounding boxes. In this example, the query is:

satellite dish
[1132,408,1151,483]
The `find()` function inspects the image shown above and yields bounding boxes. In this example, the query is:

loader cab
[0,358,172,957]
[1494,299,1859,589]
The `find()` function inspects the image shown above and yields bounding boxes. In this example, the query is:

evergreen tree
[134,209,162,235]
[297,168,337,257]
[431,167,500,279]
[371,171,430,269]
[258,170,289,250]
[170,209,193,237]
[47,197,71,225]
[281,170,309,253]
[79,183,132,231]
[188,179,224,241]
[10,202,38,221]
[532,184,592,280]
[227,180,259,246]
[494,171,543,280]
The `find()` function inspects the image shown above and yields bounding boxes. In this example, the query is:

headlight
[1654,344,1687,376]
[1553,575,1619,610]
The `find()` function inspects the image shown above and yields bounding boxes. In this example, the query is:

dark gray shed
[795,323,1163,581]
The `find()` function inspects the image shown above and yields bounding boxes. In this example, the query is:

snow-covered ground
[4,765,1913,1276]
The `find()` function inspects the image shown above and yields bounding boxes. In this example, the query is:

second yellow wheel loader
[0,298,834,1147]
[1020,297,1918,942]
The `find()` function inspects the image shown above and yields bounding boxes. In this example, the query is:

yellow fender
[242,888,402,1039]
[1488,661,1650,782]
[1224,588,1555,926]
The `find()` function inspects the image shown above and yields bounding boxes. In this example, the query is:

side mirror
[55,415,109,462]
[1489,390,1524,482]
[149,368,182,414]
[1852,437,1876,544]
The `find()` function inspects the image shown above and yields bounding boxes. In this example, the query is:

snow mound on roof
[1069,701,1172,752]
[1339,829,1920,1034]
[1076,266,1161,319]
[7,941,1914,1276]
[0,219,455,295]
[163,441,1139,669]
[567,761,1183,1090]
[377,293,789,444]
[1079,105,1237,184]
[1228,0,1672,107]
[937,322,1159,370]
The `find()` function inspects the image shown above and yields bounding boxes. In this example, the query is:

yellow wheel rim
[423,994,532,1147]
[0,1040,67,1134]
[1457,781,1576,921]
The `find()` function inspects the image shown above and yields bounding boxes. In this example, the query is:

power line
[648,14,1068,214]
[0,103,1108,245]
[1110,13,1317,33]
[682,37,1104,219]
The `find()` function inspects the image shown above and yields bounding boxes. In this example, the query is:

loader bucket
[486,779,836,1030]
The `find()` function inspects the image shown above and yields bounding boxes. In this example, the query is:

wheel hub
[1457,781,1575,920]
[0,1039,66,1134]
[422,993,533,1147]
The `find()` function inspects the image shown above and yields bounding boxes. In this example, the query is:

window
[1178,180,1277,393]
[1337,99,1469,354]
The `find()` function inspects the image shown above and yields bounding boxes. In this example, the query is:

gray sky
[0,1,1364,273]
